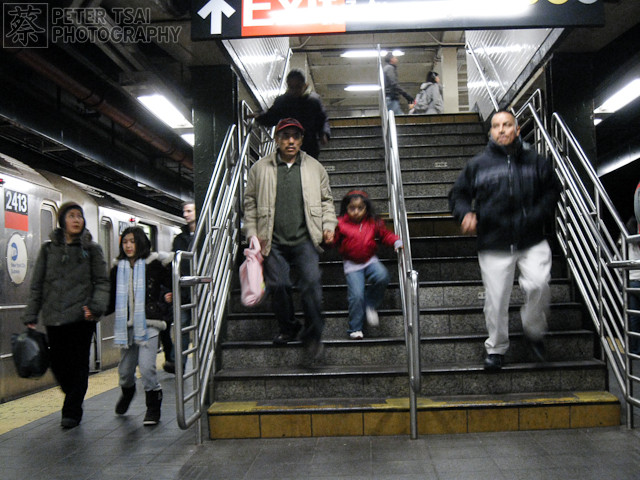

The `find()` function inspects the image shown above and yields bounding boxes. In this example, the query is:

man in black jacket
[449,110,562,371]
[253,69,330,160]
[162,201,196,374]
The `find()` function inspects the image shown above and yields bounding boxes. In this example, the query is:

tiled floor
[1,367,640,480]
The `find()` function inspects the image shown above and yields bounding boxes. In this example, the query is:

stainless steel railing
[514,96,640,428]
[377,45,421,439]
[470,33,640,423]
[171,102,273,442]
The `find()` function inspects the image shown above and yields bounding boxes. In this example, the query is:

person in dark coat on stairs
[448,110,562,371]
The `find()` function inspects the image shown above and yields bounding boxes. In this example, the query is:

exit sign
[192,0,604,40]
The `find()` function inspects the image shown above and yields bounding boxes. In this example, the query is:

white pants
[478,240,552,355]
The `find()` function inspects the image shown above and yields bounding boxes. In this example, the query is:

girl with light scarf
[107,226,172,426]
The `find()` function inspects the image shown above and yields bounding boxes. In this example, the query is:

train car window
[40,204,56,244]
[100,217,114,270]
[138,223,158,252]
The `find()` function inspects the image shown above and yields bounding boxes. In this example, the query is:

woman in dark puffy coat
[23,201,110,429]
[106,226,173,426]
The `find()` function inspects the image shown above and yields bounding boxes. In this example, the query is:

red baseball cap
[275,118,304,133]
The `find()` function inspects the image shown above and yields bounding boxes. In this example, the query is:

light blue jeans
[345,261,390,333]
[118,328,161,392]
[386,97,403,116]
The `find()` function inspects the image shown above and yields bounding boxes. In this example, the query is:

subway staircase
[208,113,620,439]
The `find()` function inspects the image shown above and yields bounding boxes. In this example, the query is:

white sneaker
[365,307,379,327]
[349,331,364,340]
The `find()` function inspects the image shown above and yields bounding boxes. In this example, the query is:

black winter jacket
[106,253,173,331]
[256,90,330,159]
[448,137,562,252]
[23,228,110,326]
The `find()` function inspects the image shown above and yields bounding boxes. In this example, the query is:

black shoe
[301,340,324,368]
[273,332,297,345]
[163,361,175,374]
[61,417,80,429]
[115,386,136,415]
[484,354,504,371]
[528,339,546,362]
[143,390,162,426]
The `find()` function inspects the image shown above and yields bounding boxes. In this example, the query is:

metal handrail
[377,45,421,439]
[469,40,639,424]
[512,98,639,428]
[465,41,500,112]
[171,103,273,442]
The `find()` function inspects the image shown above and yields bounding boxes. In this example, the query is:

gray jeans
[118,328,161,392]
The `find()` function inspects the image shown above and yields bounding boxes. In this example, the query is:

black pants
[263,240,324,343]
[46,321,95,422]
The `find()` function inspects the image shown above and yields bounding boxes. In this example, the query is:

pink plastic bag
[240,236,265,307]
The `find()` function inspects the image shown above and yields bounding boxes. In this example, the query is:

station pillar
[191,66,238,213]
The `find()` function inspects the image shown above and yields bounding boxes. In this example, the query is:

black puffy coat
[23,228,109,326]
[448,137,562,252]
[107,253,173,330]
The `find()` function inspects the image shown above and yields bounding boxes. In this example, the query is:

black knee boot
[115,386,136,415]
[143,389,162,426]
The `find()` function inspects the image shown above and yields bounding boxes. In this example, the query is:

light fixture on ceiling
[340,49,404,59]
[181,133,195,146]
[137,94,193,129]
[593,118,602,126]
[344,85,381,92]
[594,78,640,114]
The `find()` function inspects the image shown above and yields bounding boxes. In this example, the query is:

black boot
[115,386,136,415]
[143,389,162,426]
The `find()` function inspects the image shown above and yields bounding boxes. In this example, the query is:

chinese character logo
[3,3,48,48]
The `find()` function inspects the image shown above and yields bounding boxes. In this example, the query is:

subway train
[0,152,183,403]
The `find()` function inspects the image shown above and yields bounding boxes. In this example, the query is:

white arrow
[198,0,236,36]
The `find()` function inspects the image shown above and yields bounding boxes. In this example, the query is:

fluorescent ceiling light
[594,79,640,114]
[344,85,381,92]
[593,118,602,126]
[181,133,195,146]
[341,49,404,58]
[137,94,193,129]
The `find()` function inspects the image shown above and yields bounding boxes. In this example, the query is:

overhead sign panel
[192,0,604,40]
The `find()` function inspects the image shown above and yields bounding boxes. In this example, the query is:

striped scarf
[114,259,147,346]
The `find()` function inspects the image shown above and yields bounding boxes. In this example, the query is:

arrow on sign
[198,0,236,35]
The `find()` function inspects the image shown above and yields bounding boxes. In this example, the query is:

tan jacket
[243,150,337,256]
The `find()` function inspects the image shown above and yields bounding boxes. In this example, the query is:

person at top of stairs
[329,190,403,340]
[243,117,338,367]
[448,110,562,371]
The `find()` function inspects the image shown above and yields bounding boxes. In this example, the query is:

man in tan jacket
[243,118,337,366]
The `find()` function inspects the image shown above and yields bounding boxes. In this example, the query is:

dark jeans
[264,240,324,343]
[46,321,95,422]
[160,308,191,365]
[629,280,640,354]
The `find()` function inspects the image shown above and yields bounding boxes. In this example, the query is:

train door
[91,215,116,371]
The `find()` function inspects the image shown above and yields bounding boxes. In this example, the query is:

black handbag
[11,329,50,378]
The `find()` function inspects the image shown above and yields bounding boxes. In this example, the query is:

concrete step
[218,330,596,370]
[228,279,575,314]
[207,391,619,439]
[224,302,585,341]
[213,359,607,402]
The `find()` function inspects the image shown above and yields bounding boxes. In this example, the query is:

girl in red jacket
[333,190,402,339]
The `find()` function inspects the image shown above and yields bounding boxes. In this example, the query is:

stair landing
[207,391,620,439]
